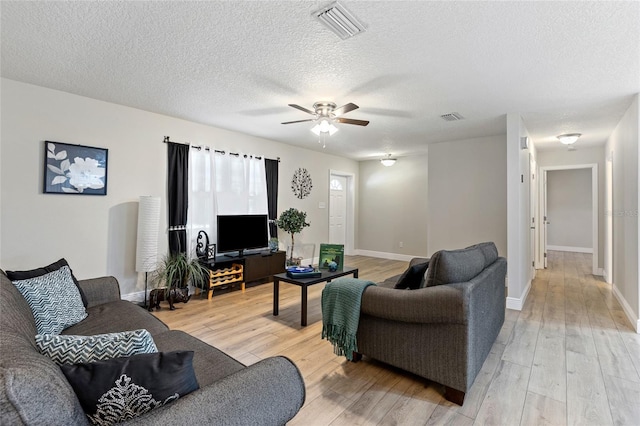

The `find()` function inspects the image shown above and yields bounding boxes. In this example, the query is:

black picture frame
[43,141,108,195]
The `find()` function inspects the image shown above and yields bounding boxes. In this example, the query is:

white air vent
[314,1,366,40]
[440,112,464,121]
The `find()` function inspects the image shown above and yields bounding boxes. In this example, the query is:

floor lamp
[136,196,161,308]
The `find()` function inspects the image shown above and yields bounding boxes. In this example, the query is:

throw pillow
[61,351,199,426]
[35,329,158,365]
[6,258,88,307]
[425,246,486,287]
[11,266,87,334]
[394,262,429,290]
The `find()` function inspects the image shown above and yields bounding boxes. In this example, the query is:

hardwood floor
[152,252,640,425]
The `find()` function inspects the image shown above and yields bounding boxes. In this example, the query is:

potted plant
[152,251,210,293]
[275,208,310,265]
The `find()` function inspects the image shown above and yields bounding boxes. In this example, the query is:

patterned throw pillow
[11,266,87,334]
[35,329,158,365]
[5,258,88,307]
[61,351,199,426]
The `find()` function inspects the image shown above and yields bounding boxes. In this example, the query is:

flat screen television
[216,214,269,257]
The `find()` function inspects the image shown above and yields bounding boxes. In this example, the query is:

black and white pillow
[11,266,87,334]
[61,351,199,426]
[6,258,88,307]
[36,329,158,365]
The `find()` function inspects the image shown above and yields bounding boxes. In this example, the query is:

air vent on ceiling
[440,112,464,122]
[314,1,366,40]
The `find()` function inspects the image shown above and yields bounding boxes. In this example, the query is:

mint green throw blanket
[321,278,376,361]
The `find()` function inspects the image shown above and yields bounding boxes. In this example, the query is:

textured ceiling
[2,1,639,160]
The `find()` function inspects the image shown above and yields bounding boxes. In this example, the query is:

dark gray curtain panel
[265,158,279,238]
[167,143,189,254]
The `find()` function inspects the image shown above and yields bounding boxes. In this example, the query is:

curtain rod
[163,136,280,162]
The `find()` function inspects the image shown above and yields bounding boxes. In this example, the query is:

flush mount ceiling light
[380,154,397,167]
[557,133,582,145]
[313,1,366,40]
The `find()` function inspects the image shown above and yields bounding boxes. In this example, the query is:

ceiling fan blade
[288,104,315,115]
[333,103,359,116]
[335,117,369,126]
[281,119,315,125]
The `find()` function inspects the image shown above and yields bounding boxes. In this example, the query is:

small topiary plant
[275,208,310,264]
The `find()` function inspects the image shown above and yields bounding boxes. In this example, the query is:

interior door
[529,154,537,278]
[329,175,347,245]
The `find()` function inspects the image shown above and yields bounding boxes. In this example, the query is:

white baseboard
[594,268,604,277]
[354,249,417,262]
[121,290,145,303]
[547,245,593,253]
[612,283,640,333]
[506,279,531,311]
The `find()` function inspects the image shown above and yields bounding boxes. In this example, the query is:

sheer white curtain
[187,149,268,256]
[214,153,268,215]
[187,148,216,257]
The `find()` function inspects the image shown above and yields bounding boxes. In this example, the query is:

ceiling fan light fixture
[314,1,366,40]
[311,119,338,136]
[557,133,581,145]
[380,155,397,167]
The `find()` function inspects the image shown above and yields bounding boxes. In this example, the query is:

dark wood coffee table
[273,267,359,326]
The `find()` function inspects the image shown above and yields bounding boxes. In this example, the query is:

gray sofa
[0,271,305,425]
[355,242,507,405]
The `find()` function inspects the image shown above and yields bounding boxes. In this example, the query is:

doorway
[329,170,355,255]
[539,164,599,275]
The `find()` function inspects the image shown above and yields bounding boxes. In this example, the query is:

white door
[529,154,537,278]
[329,175,347,245]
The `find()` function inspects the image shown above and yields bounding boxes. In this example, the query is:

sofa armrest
[124,356,305,426]
[77,276,121,307]
[361,284,465,324]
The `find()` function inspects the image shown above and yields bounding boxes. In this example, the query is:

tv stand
[204,250,285,288]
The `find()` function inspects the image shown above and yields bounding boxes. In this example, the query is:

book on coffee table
[319,244,344,270]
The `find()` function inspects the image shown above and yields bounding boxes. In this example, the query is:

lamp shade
[136,196,161,273]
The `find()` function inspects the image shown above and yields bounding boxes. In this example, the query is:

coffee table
[272,267,359,326]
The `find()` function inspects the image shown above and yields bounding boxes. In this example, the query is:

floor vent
[440,112,464,121]
[314,1,366,40]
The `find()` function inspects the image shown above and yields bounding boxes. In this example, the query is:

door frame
[329,170,355,255]
[539,163,599,275]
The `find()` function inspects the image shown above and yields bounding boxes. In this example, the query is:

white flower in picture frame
[66,157,106,192]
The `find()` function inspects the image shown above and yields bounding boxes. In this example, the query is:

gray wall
[0,79,359,298]
[427,135,507,257]
[357,155,428,257]
[546,169,593,249]
[537,146,606,268]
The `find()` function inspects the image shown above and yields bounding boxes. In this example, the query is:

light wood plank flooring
[152,251,640,425]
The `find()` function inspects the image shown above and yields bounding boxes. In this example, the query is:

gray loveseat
[1,271,305,425]
[355,242,506,405]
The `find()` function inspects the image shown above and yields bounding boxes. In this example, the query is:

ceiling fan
[281,101,370,133]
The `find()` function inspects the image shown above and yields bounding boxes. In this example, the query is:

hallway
[495,250,640,425]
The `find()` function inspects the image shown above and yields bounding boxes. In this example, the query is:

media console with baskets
[202,251,286,299]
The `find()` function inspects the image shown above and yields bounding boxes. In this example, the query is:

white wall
[546,169,592,250]
[605,94,639,332]
[0,79,358,298]
[506,113,535,310]
[537,146,606,268]
[357,155,428,260]
[427,135,507,257]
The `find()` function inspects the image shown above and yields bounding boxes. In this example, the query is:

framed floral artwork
[43,141,108,195]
